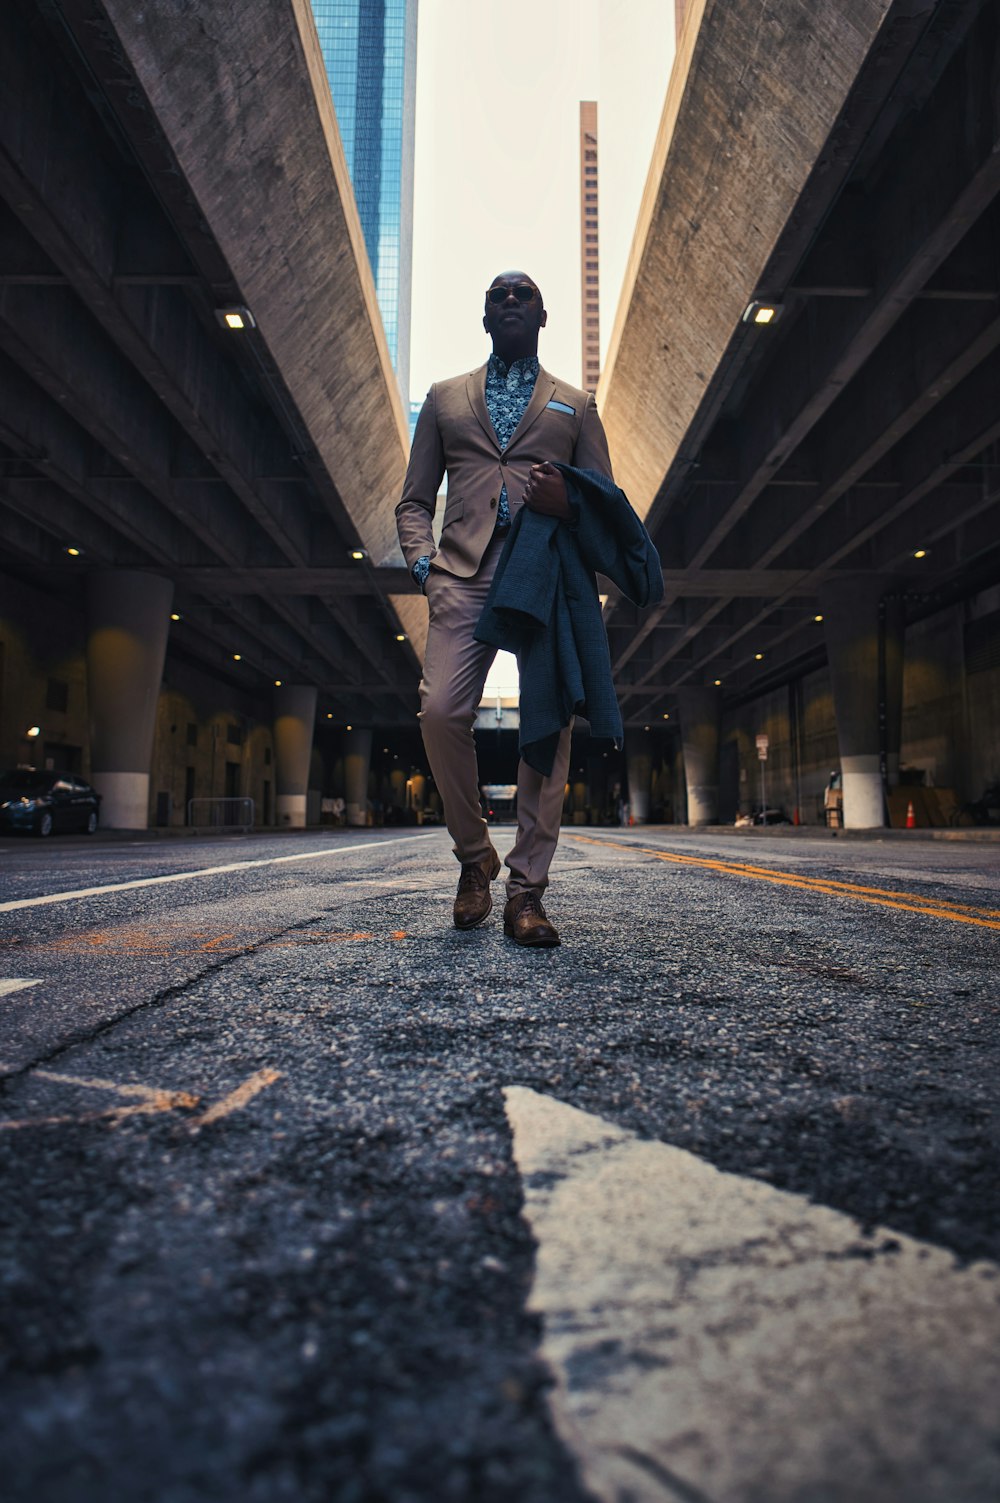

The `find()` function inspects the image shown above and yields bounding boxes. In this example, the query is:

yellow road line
[190,1067,283,1130]
[569,835,1000,931]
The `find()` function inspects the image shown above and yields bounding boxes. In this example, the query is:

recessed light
[215,305,256,331]
[274,679,282,687]
[742,300,784,326]
[233,653,242,662]
[755,652,764,661]
[662,712,669,720]
[395,632,407,642]
[644,724,651,731]
[714,678,722,686]
[349,548,367,561]
[346,725,352,731]
[65,546,82,557]
[170,612,181,622]
[814,614,824,622]
[327,713,333,720]
[913,548,928,559]
[26,725,41,738]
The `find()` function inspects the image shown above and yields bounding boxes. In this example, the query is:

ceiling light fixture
[349,548,368,561]
[755,652,764,661]
[913,548,928,559]
[742,300,784,326]
[395,632,407,642]
[215,305,256,331]
[170,612,181,622]
[814,614,824,623]
[233,653,242,662]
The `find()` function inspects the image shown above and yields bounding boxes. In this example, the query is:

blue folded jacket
[474,466,663,775]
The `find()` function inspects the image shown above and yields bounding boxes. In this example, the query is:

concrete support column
[819,575,901,828]
[408,771,426,820]
[883,596,906,790]
[676,687,721,825]
[570,775,588,825]
[389,767,407,810]
[85,571,173,829]
[273,685,317,828]
[343,727,373,826]
[626,728,654,823]
[587,753,607,824]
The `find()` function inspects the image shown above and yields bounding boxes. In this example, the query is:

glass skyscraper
[311,1,418,401]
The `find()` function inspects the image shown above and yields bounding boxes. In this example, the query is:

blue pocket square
[546,399,576,415]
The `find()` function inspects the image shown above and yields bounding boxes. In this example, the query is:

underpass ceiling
[2,0,999,735]
[0,0,419,724]
[600,0,1000,724]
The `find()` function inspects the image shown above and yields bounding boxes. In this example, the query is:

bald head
[483,270,547,363]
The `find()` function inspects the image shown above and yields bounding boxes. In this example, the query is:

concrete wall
[900,612,965,793]
[713,585,1000,825]
[149,660,275,828]
[0,573,90,776]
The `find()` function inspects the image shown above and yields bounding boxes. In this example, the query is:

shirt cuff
[411,556,431,591]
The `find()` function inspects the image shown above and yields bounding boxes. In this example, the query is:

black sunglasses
[486,283,538,305]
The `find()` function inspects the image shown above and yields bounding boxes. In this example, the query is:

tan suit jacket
[396,362,614,578]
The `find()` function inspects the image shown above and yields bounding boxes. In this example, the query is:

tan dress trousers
[419,531,572,897]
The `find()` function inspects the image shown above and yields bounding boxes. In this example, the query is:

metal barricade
[186,797,255,832]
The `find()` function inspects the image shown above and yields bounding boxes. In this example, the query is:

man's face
[482,271,547,342]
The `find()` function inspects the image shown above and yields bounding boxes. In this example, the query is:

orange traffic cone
[905,800,916,829]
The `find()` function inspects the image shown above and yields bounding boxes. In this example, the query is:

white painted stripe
[504,1086,1000,1503]
[0,833,436,914]
[0,978,41,997]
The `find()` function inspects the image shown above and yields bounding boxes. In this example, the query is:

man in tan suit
[396,271,614,947]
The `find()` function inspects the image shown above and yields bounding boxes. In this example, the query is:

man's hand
[522,461,570,519]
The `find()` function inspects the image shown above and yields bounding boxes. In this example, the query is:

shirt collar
[488,352,539,382]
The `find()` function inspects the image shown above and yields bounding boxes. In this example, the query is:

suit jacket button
[490,498,497,508]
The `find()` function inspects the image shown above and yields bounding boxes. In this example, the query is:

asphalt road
[1,825,998,1502]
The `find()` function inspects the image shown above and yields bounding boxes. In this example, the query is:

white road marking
[0,978,41,996]
[0,833,436,914]
[504,1085,1000,1503]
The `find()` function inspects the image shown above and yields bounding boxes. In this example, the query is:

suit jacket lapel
[507,368,556,450]
[465,364,497,448]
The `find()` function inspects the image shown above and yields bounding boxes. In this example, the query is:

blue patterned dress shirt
[411,353,539,589]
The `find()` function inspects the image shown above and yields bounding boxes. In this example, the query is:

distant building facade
[311,0,418,400]
[579,101,600,393]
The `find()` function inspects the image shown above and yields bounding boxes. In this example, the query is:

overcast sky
[408,0,676,694]
[410,0,676,397]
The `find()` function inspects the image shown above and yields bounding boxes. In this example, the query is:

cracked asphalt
[0,825,998,1501]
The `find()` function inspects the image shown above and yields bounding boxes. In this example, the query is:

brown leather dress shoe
[453,851,501,930]
[503,891,561,947]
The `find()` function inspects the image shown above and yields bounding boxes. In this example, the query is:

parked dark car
[0,769,101,836]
